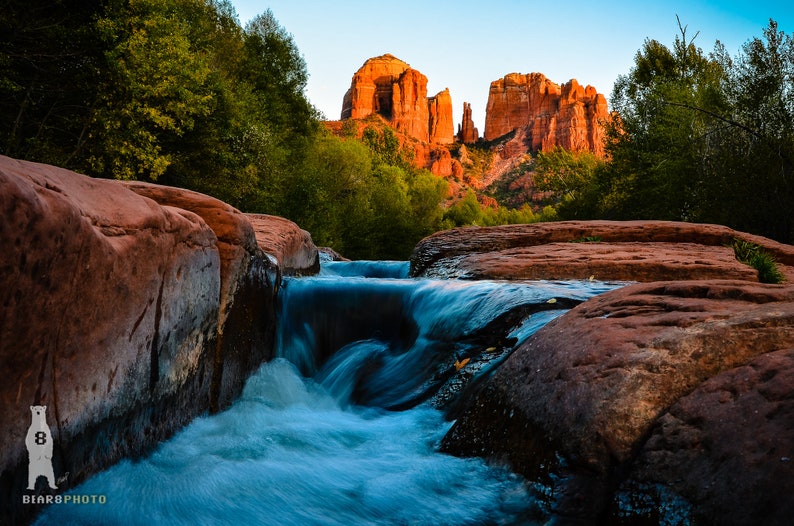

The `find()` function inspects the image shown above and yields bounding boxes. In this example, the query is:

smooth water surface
[37,261,624,525]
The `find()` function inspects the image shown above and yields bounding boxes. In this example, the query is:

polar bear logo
[26,405,57,490]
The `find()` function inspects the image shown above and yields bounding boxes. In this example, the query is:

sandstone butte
[338,54,610,193]
[484,72,609,156]
[339,54,462,178]
[410,221,794,525]
[341,54,454,144]
[0,155,319,524]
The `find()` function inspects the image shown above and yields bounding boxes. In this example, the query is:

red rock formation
[443,280,794,524]
[428,88,454,144]
[457,102,479,144]
[341,54,412,121]
[341,54,454,145]
[410,220,794,281]
[391,67,430,141]
[484,72,608,156]
[0,155,318,524]
[409,219,794,523]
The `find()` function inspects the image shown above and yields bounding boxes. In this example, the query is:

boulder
[442,280,794,524]
[118,181,279,411]
[245,213,319,276]
[615,348,794,525]
[410,220,794,282]
[0,156,314,523]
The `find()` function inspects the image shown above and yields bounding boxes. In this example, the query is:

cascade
[36,261,622,525]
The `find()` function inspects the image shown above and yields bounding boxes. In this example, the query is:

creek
[36,260,623,525]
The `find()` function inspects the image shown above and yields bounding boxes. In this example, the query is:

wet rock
[411,220,794,282]
[0,156,310,523]
[441,280,794,523]
[245,213,320,276]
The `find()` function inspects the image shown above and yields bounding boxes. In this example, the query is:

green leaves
[592,18,794,244]
[88,0,216,180]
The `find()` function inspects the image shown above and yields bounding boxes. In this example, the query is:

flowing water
[36,261,623,525]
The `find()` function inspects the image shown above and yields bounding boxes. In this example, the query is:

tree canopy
[4,5,792,258]
[545,18,794,244]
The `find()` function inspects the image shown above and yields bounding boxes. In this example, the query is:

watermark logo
[22,405,107,506]
[26,405,57,491]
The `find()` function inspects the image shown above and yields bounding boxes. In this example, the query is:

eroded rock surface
[0,156,316,524]
[245,213,319,276]
[483,73,609,156]
[341,54,454,145]
[411,220,794,282]
[438,261,794,523]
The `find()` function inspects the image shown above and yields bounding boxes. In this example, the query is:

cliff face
[484,73,608,156]
[341,54,454,145]
[428,88,454,144]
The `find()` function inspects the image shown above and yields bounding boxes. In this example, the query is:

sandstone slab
[0,157,297,523]
[442,280,794,523]
[411,220,794,283]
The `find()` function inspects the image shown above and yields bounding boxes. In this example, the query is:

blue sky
[229,1,793,132]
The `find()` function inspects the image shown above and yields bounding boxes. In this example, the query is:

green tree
[597,18,794,242]
[87,0,217,181]
[600,17,726,221]
[533,147,604,218]
[0,0,104,167]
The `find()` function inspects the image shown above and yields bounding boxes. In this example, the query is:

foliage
[0,0,105,167]
[731,239,785,284]
[581,18,794,244]
[442,189,556,228]
[533,147,604,218]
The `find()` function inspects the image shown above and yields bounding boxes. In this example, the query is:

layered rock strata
[341,54,455,145]
[411,220,794,282]
[483,73,609,155]
[0,156,317,524]
[428,88,454,144]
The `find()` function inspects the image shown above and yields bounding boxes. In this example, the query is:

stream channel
[37,260,624,525]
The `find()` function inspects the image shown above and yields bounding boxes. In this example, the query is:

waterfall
[36,261,622,526]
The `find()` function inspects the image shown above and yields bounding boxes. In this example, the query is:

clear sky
[229,1,793,133]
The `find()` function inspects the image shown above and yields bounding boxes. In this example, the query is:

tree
[599,17,727,222]
[86,0,216,181]
[597,18,794,243]
[0,0,104,167]
[533,147,603,218]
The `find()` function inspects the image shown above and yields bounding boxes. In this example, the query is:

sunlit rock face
[484,72,609,156]
[457,102,479,144]
[341,54,454,145]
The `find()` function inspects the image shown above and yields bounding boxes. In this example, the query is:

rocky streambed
[3,155,794,525]
[414,222,794,525]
